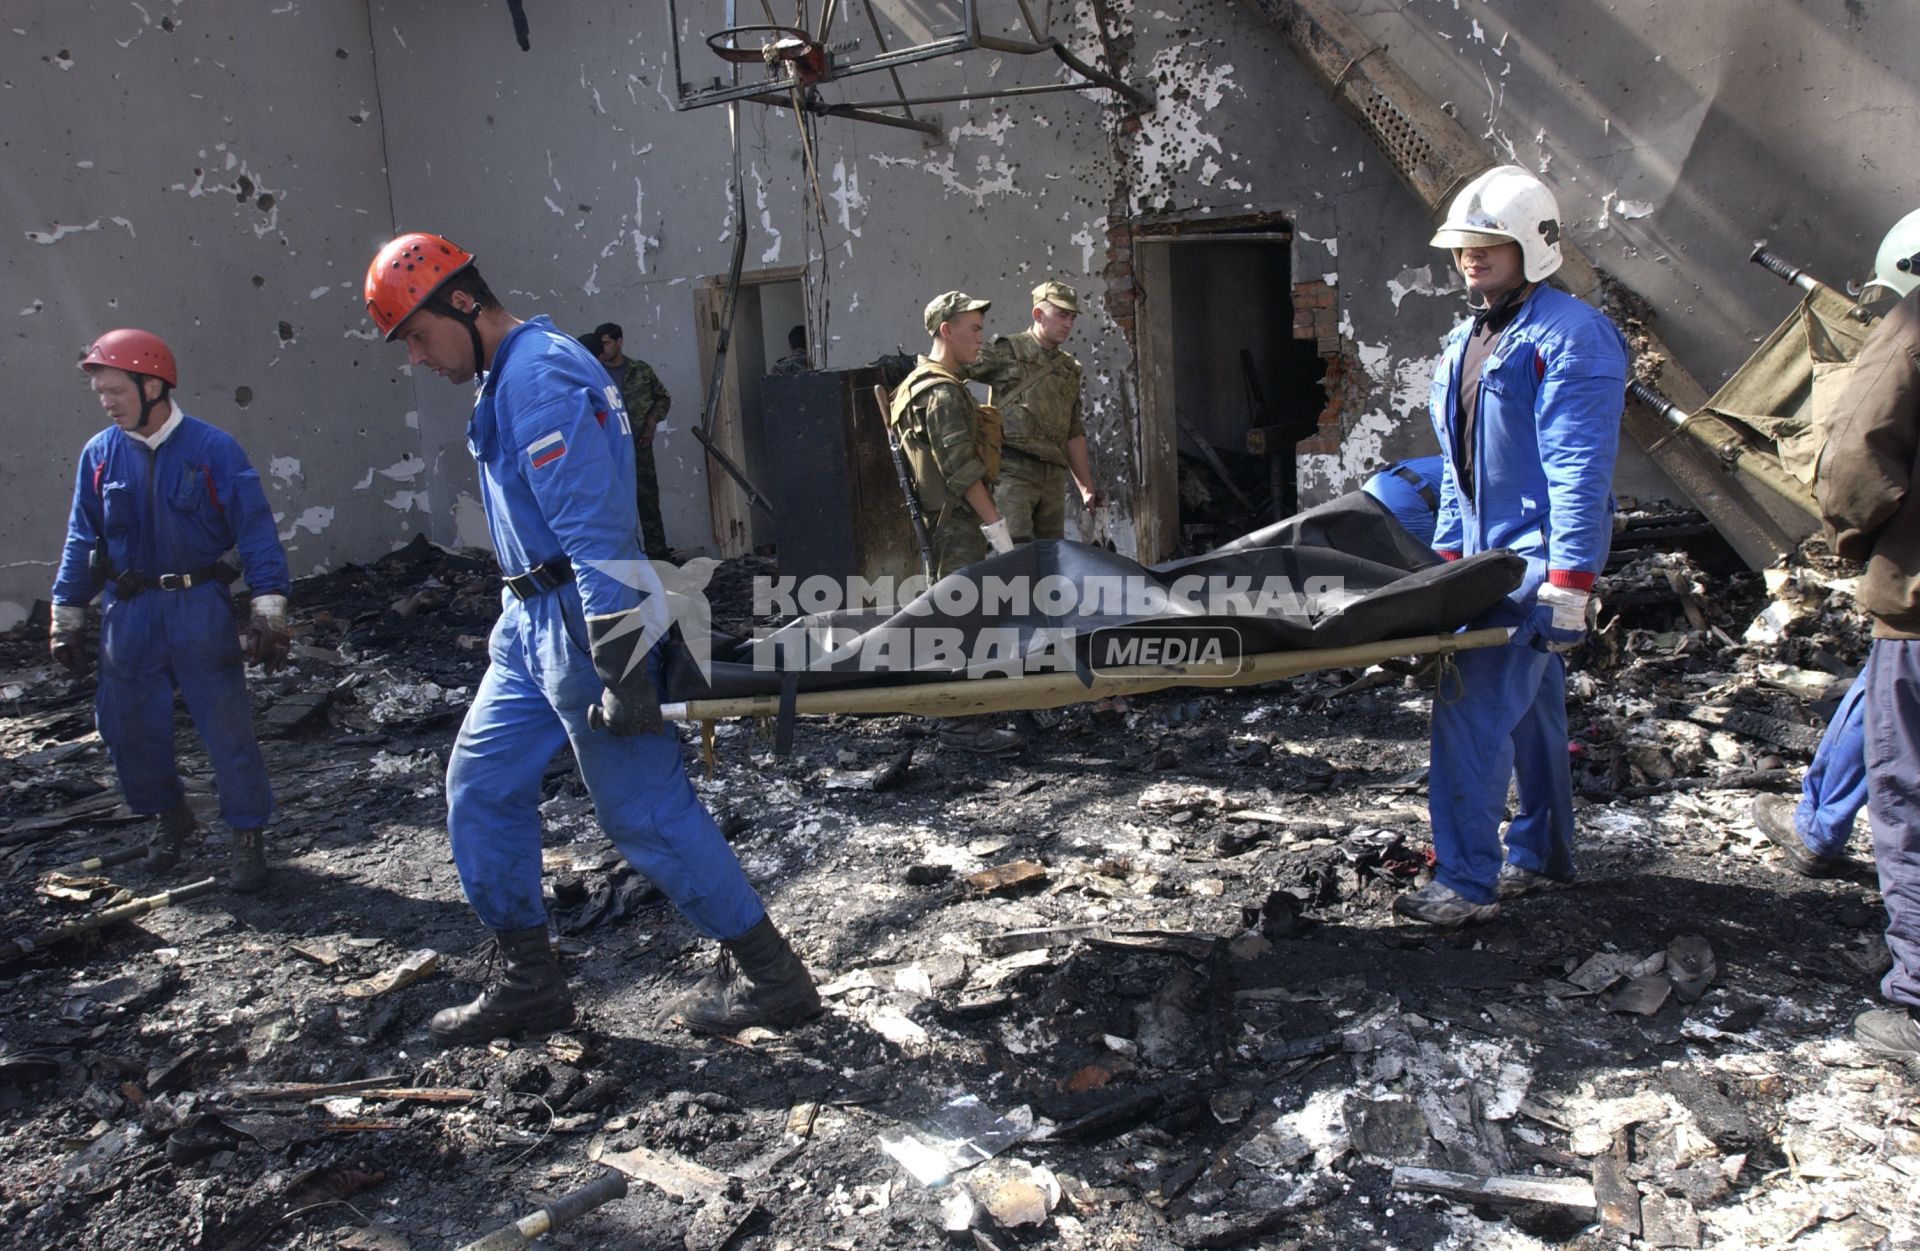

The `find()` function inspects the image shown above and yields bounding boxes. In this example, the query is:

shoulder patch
[528,430,568,470]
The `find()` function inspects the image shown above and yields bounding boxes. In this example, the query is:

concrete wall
[5,0,1916,623]
[2,1,403,628]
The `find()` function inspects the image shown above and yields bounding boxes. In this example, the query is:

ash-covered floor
[2,534,1915,1251]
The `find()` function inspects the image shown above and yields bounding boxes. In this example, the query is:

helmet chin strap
[136,376,168,432]
[424,295,487,380]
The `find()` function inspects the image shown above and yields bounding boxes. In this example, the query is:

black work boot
[145,802,198,870]
[675,916,822,1035]
[228,828,268,893]
[430,926,577,1046]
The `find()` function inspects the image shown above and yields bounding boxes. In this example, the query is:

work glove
[246,593,291,673]
[50,604,90,677]
[981,518,1015,555]
[1534,583,1591,654]
[585,607,664,736]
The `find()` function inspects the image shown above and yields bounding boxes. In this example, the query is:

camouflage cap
[1031,280,1080,313]
[924,290,992,335]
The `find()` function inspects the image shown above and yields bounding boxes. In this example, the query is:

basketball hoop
[706,24,829,84]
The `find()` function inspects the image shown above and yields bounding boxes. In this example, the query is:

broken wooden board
[1392,1166,1596,1211]
[1685,705,1822,755]
[594,1142,736,1203]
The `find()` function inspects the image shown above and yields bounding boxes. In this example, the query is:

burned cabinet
[760,367,920,585]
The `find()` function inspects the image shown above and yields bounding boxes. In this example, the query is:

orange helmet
[364,232,475,340]
[79,328,177,386]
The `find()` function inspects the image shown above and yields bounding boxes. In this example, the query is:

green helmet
[1863,208,1920,300]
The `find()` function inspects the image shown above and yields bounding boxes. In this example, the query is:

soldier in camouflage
[966,280,1102,542]
[887,291,1014,579]
[770,324,809,375]
[592,322,673,559]
[887,290,1021,754]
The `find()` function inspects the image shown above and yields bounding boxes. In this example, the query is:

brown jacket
[1817,286,1920,638]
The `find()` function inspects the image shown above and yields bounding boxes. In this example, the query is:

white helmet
[1430,165,1564,283]
[1862,208,1920,300]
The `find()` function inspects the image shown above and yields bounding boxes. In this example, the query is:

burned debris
[2,528,1915,1250]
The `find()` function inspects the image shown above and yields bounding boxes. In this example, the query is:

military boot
[229,828,268,893]
[145,802,198,871]
[675,916,822,1035]
[430,926,576,1046]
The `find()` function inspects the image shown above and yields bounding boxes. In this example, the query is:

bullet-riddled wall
[6,1,1918,626]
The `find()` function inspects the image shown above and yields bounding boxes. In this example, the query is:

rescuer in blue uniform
[364,233,818,1044]
[1361,455,1445,547]
[50,329,291,892]
[1394,167,1628,927]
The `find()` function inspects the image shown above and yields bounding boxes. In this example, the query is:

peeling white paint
[1123,43,1241,212]
[751,163,782,263]
[582,261,600,296]
[385,490,430,514]
[280,506,334,541]
[353,468,375,490]
[949,111,1016,147]
[26,220,101,245]
[1617,198,1655,220]
[20,300,44,316]
[377,457,423,482]
[1070,223,1097,274]
[269,456,301,484]
[109,216,135,237]
[829,160,865,238]
[308,286,331,300]
[1386,264,1454,310]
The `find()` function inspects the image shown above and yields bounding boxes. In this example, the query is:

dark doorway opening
[1138,227,1328,557]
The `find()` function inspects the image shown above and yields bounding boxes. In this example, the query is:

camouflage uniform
[891,356,995,579]
[769,351,808,375]
[613,357,672,559]
[968,327,1084,542]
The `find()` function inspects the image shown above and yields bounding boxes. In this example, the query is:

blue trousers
[95,585,273,828]
[1863,639,1920,1010]
[1429,634,1576,904]
[1795,663,1870,858]
[445,588,765,938]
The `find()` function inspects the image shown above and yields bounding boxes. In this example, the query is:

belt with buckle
[503,555,574,601]
[110,564,228,598]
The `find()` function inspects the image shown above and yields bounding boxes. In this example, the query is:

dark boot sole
[430,1002,577,1047]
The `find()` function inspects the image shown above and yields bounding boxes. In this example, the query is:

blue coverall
[1362,456,1445,548]
[1426,286,1628,905]
[51,409,288,829]
[447,316,764,939]
[1796,667,1869,859]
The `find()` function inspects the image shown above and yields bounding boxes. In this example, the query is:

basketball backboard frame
[664,0,1150,135]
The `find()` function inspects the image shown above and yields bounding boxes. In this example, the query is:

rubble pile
[1,536,1914,1251]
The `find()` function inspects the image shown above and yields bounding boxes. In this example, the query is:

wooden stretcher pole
[660,627,1510,721]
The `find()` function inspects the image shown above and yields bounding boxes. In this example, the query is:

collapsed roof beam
[1242,0,1803,569]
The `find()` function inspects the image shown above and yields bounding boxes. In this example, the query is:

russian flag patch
[528,431,567,470]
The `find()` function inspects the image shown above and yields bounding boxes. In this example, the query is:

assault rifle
[873,384,934,583]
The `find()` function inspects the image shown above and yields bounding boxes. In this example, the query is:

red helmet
[365,232,475,340]
[79,328,177,386]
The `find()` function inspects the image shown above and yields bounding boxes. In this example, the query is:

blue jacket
[53,408,289,605]
[469,316,645,619]
[1428,284,1626,608]
[1362,455,1445,547]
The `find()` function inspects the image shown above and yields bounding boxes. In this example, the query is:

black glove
[245,594,290,674]
[51,631,90,677]
[246,618,290,673]
[585,608,663,736]
[50,605,90,677]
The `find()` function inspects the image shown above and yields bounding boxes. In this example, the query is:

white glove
[981,518,1014,554]
[252,593,289,629]
[1536,583,1591,653]
[51,604,87,634]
